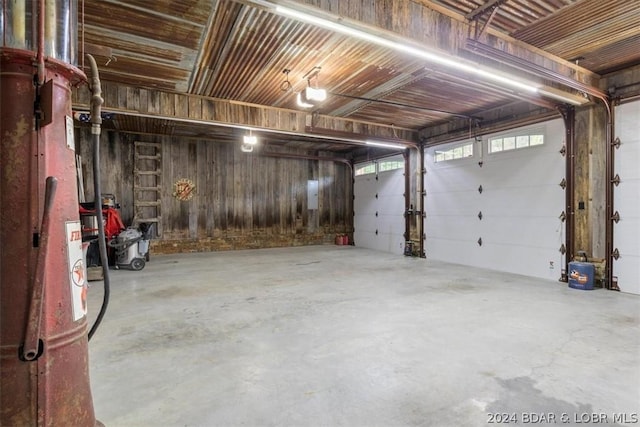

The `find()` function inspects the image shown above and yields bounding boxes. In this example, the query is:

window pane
[516,135,529,148]
[490,139,503,152]
[379,161,402,171]
[452,147,463,159]
[530,134,544,146]
[435,153,444,162]
[355,163,375,176]
[463,143,473,157]
[503,137,516,151]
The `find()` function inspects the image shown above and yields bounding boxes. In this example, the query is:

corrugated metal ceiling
[79,0,640,147]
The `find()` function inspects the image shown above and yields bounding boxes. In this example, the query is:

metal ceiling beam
[465,0,507,20]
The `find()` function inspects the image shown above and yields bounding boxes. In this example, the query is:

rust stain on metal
[2,116,30,183]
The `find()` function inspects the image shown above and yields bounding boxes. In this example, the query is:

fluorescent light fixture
[296,92,314,108]
[241,143,254,153]
[273,4,589,106]
[243,134,258,145]
[366,140,407,149]
[538,88,585,106]
[275,5,540,95]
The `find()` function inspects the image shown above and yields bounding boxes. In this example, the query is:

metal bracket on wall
[559,211,566,222]
[375,211,378,217]
[612,211,620,223]
[559,178,567,190]
[559,145,566,156]
[478,211,483,220]
[477,237,483,246]
[612,248,620,260]
[612,137,621,149]
[612,174,621,186]
[375,193,378,199]
[478,185,483,194]
[375,229,378,235]
[559,244,566,255]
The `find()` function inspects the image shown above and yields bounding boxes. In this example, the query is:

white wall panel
[613,101,640,294]
[354,162,406,255]
[425,120,565,280]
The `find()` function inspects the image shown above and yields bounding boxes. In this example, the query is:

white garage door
[613,100,640,295]
[354,161,405,255]
[425,119,566,280]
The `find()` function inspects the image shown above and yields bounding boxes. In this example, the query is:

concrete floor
[87,246,640,427]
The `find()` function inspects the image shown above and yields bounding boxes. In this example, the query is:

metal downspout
[601,97,618,290]
[403,150,411,249]
[560,106,576,279]
[418,143,426,258]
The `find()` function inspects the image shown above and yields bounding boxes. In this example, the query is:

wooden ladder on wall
[133,141,162,237]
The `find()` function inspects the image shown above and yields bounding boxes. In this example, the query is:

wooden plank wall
[76,128,353,253]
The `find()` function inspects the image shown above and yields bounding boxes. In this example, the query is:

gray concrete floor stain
[87,246,640,427]
[487,376,622,427]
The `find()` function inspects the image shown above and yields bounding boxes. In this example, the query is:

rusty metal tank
[1,1,99,425]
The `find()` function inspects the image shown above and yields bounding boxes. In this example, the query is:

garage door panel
[427,191,481,214]
[481,187,564,217]
[614,257,640,295]
[614,101,640,294]
[427,238,481,264]
[354,177,377,197]
[615,217,640,257]
[355,214,377,231]
[354,167,405,254]
[616,181,640,217]
[378,171,404,195]
[378,195,405,215]
[427,217,480,242]
[616,102,640,138]
[481,217,562,249]
[483,156,563,184]
[378,212,404,227]
[617,144,639,172]
[378,229,405,254]
[427,164,481,192]
[354,231,378,249]
[480,242,562,280]
[426,119,565,280]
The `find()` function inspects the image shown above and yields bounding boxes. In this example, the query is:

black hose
[108,235,143,256]
[85,54,110,341]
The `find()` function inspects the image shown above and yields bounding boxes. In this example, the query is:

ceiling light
[366,140,407,149]
[243,134,258,145]
[303,86,327,103]
[296,92,314,108]
[240,143,254,153]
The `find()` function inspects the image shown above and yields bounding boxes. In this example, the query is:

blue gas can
[568,261,595,290]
